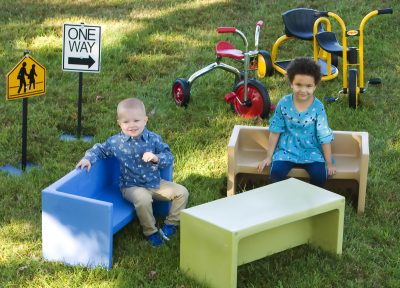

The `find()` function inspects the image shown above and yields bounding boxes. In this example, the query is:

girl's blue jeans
[270,161,327,187]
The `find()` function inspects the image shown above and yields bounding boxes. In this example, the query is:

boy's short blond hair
[117,98,146,117]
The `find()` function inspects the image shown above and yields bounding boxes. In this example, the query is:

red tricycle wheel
[231,79,271,119]
[172,78,190,106]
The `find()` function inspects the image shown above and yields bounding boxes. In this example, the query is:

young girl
[258,58,336,187]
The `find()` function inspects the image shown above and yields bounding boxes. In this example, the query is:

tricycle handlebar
[217,27,236,34]
[254,20,263,51]
[377,8,393,15]
[216,21,264,52]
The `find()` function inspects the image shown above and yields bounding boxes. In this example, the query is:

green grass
[1,0,399,287]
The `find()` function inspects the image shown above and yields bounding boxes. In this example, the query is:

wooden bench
[227,125,369,213]
[180,178,345,288]
[42,157,172,269]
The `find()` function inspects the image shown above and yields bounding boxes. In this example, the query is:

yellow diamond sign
[6,55,46,100]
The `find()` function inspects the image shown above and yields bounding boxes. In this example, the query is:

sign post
[61,23,101,142]
[1,51,46,175]
[77,72,83,139]
[22,98,28,170]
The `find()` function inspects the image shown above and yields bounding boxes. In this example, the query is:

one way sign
[62,23,101,73]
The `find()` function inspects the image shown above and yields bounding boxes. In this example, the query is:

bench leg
[227,174,236,196]
[357,181,366,214]
[227,166,237,196]
[42,191,114,269]
[309,205,345,254]
[180,213,238,288]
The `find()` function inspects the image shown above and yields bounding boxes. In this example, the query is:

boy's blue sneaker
[146,231,164,247]
[160,224,178,241]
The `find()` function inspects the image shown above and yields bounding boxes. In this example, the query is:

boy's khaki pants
[122,180,189,236]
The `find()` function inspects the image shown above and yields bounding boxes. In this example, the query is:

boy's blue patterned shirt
[84,128,173,189]
[269,94,334,163]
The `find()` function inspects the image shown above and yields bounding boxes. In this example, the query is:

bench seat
[227,125,369,213]
[181,178,345,288]
[42,157,171,269]
[235,152,361,178]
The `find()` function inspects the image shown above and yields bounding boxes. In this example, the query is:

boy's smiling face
[117,107,148,138]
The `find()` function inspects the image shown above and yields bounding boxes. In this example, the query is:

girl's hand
[327,164,336,176]
[76,159,91,171]
[142,152,159,163]
[258,156,272,173]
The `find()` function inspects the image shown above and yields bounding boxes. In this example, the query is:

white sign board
[62,23,101,73]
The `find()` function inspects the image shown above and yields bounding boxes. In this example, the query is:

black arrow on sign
[68,55,95,68]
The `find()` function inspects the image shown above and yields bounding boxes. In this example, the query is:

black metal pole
[21,98,28,171]
[21,51,30,171]
[77,72,83,139]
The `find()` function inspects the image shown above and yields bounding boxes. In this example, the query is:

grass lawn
[0,0,399,287]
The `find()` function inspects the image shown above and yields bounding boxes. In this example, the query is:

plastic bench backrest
[282,8,323,40]
[238,127,269,152]
[54,157,119,198]
[331,132,361,157]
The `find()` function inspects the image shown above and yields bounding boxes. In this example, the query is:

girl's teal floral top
[269,94,334,163]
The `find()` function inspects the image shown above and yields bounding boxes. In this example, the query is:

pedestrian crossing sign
[6,54,46,100]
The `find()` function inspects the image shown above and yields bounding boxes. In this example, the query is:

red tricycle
[171,21,273,119]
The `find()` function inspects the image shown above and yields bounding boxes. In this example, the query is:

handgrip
[216,27,236,33]
[315,11,329,17]
[377,8,393,15]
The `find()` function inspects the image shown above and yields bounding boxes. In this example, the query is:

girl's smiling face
[290,74,316,103]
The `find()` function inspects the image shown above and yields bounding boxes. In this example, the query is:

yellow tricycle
[313,8,393,108]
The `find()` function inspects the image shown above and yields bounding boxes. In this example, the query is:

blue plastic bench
[42,157,172,269]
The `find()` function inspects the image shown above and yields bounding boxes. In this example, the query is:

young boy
[76,98,189,247]
[258,57,336,187]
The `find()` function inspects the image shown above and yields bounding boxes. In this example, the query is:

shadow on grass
[236,173,360,211]
[178,173,228,208]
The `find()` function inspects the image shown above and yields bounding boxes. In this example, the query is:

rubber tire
[257,50,274,78]
[348,69,358,109]
[331,53,339,68]
[231,79,271,119]
[172,78,190,107]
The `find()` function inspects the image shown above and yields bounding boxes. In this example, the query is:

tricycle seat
[283,8,323,40]
[316,32,344,56]
[215,41,244,60]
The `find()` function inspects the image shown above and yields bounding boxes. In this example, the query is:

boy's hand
[258,156,272,173]
[76,159,92,171]
[142,152,159,163]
